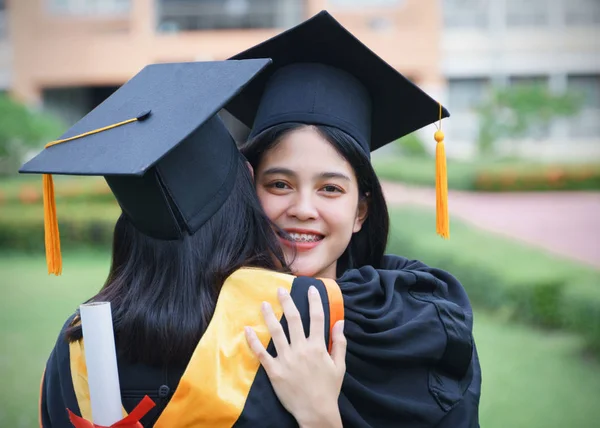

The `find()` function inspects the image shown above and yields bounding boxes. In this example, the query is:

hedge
[0,201,119,251]
[387,207,600,354]
[373,156,600,192]
[0,176,114,206]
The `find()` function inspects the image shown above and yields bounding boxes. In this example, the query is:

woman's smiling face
[255,126,367,279]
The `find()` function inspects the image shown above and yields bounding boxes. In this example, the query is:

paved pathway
[381,181,600,270]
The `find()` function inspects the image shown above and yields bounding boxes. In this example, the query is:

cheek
[256,189,287,221]
[322,199,360,234]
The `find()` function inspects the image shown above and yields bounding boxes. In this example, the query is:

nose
[286,190,319,221]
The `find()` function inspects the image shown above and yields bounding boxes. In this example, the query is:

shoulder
[341,254,472,314]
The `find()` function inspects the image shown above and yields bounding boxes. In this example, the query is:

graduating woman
[228,11,482,427]
[26,59,347,428]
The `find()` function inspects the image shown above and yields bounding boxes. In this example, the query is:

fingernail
[277,287,287,296]
[309,286,318,295]
[262,301,270,311]
[335,320,345,334]
[244,326,252,335]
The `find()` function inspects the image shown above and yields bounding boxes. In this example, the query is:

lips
[278,228,325,251]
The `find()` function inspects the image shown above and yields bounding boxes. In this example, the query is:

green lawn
[1,252,599,427]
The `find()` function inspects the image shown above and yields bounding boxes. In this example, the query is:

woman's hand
[245,285,346,428]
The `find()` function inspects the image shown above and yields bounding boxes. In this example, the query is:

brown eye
[322,185,343,193]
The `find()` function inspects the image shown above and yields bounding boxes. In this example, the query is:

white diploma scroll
[79,301,123,425]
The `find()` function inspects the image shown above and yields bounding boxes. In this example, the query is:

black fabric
[19,59,271,240]
[226,10,449,155]
[246,63,373,154]
[40,315,80,427]
[336,254,480,427]
[116,359,186,426]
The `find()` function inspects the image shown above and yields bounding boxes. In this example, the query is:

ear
[246,161,255,180]
[353,195,369,233]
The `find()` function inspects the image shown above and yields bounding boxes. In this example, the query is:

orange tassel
[43,174,62,275]
[434,129,449,239]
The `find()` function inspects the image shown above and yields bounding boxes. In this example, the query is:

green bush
[373,156,600,192]
[0,201,119,251]
[0,175,114,205]
[387,207,600,354]
[373,156,475,190]
[393,134,429,158]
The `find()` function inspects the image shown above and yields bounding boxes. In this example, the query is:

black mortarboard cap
[19,59,272,275]
[225,10,449,156]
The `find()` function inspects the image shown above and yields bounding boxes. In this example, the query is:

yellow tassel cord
[434,103,450,239]
[43,174,61,275]
[41,111,151,276]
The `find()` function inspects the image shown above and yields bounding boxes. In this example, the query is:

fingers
[245,326,274,371]
[261,301,291,354]
[330,320,347,371]
[277,287,306,345]
[307,286,325,341]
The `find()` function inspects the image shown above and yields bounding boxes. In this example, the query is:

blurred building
[441,0,600,160]
[0,0,10,92]
[7,0,444,144]
[6,0,599,161]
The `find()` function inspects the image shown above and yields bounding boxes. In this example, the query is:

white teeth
[288,233,321,242]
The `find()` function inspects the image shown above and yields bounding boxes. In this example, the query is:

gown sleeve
[39,315,82,428]
[336,254,481,427]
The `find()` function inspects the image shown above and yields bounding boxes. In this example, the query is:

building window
[157,0,304,32]
[47,0,131,15]
[443,0,489,29]
[447,78,490,141]
[567,74,600,138]
[506,0,548,27]
[448,78,490,112]
[565,0,600,26]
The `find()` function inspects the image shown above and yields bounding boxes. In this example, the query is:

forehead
[259,127,353,174]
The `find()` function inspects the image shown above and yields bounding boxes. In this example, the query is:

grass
[1,251,600,427]
[474,310,600,427]
[0,251,110,427]
[387,207,600,290]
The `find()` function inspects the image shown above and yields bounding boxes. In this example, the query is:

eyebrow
[262,167,351,182]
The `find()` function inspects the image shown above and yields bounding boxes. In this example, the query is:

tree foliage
[476,84,584,155]
[0,93,65,174]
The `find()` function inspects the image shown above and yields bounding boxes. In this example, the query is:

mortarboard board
[19,59,273,275]
[225,10,450,239]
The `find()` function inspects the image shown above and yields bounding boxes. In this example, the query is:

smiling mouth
[279,231,324,243]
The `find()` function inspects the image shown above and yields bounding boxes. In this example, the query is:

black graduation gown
[39,258,480,427]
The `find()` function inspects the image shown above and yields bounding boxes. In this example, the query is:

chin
[290,264,319,278]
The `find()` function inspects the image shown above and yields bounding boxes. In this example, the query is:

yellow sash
[69,268,344,427]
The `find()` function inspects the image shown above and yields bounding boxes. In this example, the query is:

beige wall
[10,0,443,104]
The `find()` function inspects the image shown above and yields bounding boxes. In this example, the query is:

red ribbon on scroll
[67,395,156,428]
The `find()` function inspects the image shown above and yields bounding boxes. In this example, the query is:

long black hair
[66,155,289,367]
[240,123,389,277]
